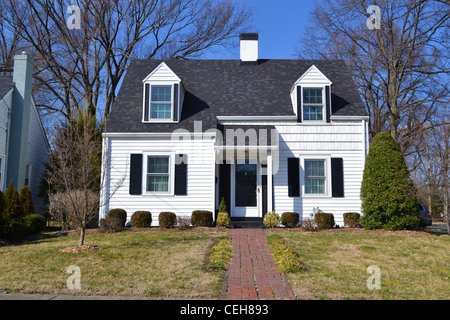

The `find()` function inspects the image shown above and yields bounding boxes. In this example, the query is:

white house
[100,33,369,226]
[0,53,50,214]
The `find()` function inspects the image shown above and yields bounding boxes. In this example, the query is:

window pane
[151,86,171,102]
[305,178,325,194]
[148,156,169,174]
[147,175,169,192]
[303,88,322,104]
[150,103,171,119]
[304,106,323,121]
[305,160,325,194]
[305,160,325,177]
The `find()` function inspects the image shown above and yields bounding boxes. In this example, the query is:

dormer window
[292,65,332,123]
[150,85,172,119]
[303,88,324,121]
[142,62,183,123]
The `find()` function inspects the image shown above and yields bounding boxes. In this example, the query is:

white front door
[231,159,260,218]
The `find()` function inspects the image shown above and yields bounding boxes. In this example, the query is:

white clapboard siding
[26,102,50,214]
[143,62,181,83]
[274,120,366,226]
[102,136,216,225]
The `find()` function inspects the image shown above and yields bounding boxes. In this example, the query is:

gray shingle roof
[106,59,367,133]
[0,75,14,100]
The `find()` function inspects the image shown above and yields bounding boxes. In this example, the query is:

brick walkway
[225,229,296,300]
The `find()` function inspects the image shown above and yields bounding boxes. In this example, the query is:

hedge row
[104,209,216,229]
[263,211,361,230]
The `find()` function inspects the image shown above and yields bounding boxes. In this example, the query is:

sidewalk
[225,229,296,300]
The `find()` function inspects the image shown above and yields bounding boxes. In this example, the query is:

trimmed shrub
[281,212,300,228]
[216,212,231,228]
[191,210,213,227]
[159,212,176,228]
[107,208,127,227]
[0,218,26,239]
[315,212,335,229]
[360,132,419,230]
[218,197,228,213]
[23,214,46,234]
[131,211,152,228]
[99,217,123,233]
[19,185,35,216]
[344,212,361,228]
[263,211,280,228]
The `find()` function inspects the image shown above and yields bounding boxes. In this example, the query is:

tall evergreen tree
[0,190,4,219]
[3,180,24,219]
[19,184,35,216]
[360,132,419,230]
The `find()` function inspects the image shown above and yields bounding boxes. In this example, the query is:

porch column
[267,151,273,212]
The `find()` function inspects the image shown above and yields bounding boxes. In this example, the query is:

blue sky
[204,0,315,59]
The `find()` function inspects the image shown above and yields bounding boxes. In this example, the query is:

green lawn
[0,228,229,299]
[268,229,450,300]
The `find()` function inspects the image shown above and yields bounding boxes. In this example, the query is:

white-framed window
[304,159,326,194]
[143,152,174,194]
[149,85,172,120]
[302,87,325,121]
[301,156,331,197]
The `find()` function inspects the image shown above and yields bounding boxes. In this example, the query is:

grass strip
[267,234,307,273]
[207,237,233,271]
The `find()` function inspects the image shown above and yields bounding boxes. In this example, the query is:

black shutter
[174,154,187,195]
[325,85,331,123]
[288,158,300,197]
[129,154,143,195]
[262,166,267,216]
[173,83,179,122]
[297,86,302,123]
[331,158,344,198]
[144,84,150,121]
[218,163,231,217]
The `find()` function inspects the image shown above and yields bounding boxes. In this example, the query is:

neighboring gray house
[100,34,369,226]
[0,53,49,214]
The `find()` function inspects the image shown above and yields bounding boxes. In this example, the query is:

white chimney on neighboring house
[240,33,259,64]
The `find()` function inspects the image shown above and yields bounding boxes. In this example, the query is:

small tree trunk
[79,226,86,247]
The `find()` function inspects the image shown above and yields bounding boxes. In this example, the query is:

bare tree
[47,110,124,246]
[410,104,449,234]
[297,0,449,153]
[1,0,253,121]
[0,4,24,73]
